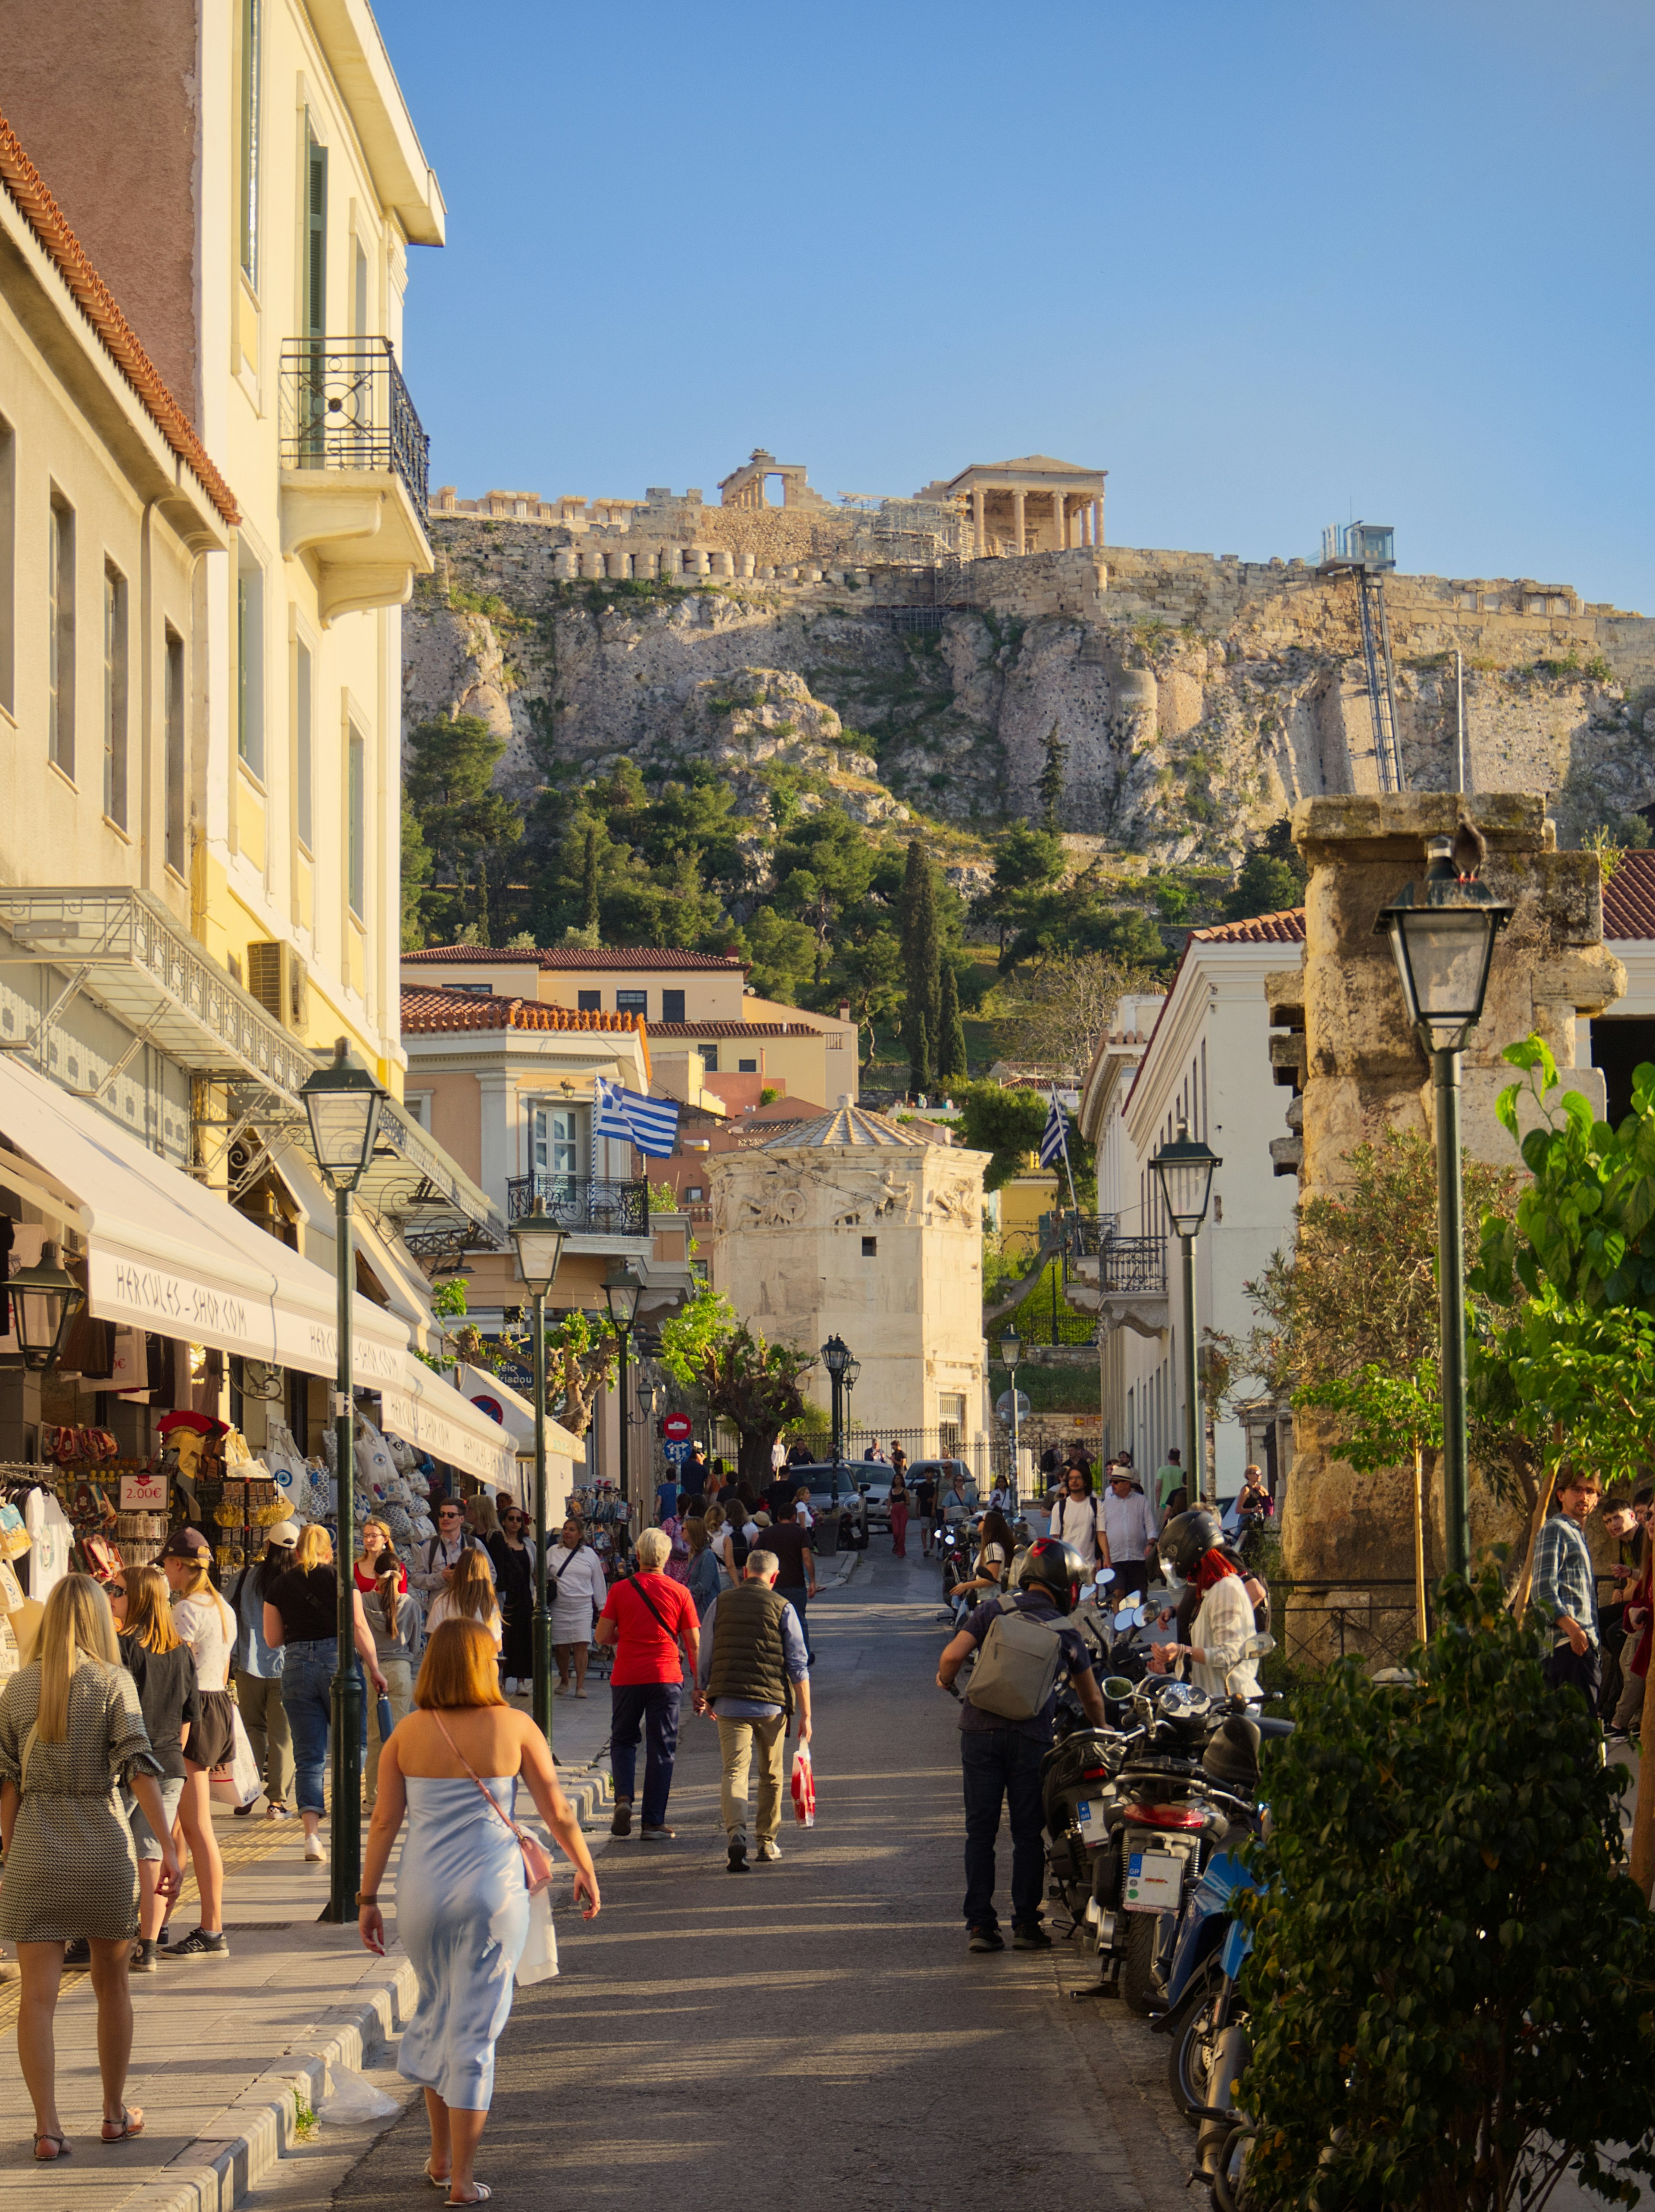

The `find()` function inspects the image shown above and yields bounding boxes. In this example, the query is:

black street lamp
[999,1324,1023,1509]
[298,1037,386,1925]
[603,1262,644,1513]
[9,1243,84,1373]
[821,1333,852,1469]
[1149,1119,1221,1504]
[1377,834,1512,1575]
[507,1203,566,1744]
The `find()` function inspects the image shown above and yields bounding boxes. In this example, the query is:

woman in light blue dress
[360,1619,600,2205]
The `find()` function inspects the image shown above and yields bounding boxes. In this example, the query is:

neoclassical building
[707,1103,990,1458]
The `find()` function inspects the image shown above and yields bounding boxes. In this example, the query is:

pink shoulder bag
[431,1712,556,1895]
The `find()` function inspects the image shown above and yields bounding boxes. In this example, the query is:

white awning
[379,1356,516,1492]
[452,1362,585,1465]
[0,1052,408,1389]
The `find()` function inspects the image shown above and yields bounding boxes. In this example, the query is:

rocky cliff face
[404,520,1655,860]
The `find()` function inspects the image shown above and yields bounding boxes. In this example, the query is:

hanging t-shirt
[23,1490,72,1601]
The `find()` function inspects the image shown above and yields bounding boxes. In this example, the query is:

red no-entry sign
[662,1412,693,1443]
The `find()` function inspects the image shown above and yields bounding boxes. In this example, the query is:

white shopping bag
[515,1884,559,1987]
[209,1707,263,1807]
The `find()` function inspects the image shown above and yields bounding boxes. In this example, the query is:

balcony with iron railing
[506,1174,650,1240]
[277,338,434,622]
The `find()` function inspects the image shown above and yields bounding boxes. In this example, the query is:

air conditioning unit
[246,940,308,1034]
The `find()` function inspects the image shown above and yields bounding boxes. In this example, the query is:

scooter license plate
[1124,1850,1183,1912]
[1076,1799,1105,1843]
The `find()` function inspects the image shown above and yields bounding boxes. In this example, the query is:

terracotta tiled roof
[652,1020,821,1038]
[402,944,747,972]
[1603,850,1655,940]
[1190,908,1307,946]
[400,987,643,1036]
[0,107,238,527]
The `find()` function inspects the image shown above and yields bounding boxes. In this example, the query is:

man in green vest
[696,1549,813,1875]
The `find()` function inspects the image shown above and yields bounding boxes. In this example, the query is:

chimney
[837,1001,850,1022]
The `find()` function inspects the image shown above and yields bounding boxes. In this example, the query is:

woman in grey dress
[0,1575,183,2158]
[359,1618,599,2206]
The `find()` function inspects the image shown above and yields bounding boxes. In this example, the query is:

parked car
[778,1464,869,1549]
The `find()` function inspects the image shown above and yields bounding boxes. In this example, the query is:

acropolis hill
[406,450,1655,860]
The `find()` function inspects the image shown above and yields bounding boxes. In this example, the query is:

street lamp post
[999,1325,1023,1511]
[298,1038,386,1925]
[1377,835,1511,1576]
[507,1203,566,1744]
[1149,1120,1222,1506]
[603,1262,644,1519]
[821,1333,851,1470]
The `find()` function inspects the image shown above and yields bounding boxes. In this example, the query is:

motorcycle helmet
[1158,1507,1224,1581]
[1202,1715,1262,1791]
[1017,1537,1087,1616]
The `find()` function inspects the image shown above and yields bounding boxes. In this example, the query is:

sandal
[101,2106,144,2143]
[425,2160,451,2189]
[32,2133,70,2162]
[446,2190,490,2206]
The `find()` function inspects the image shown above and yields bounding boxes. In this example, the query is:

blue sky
[382,1,1655,611]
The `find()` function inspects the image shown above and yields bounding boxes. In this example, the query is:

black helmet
[1158,1507,1224,1580]
[1202,1715,1262,1791]
[1017,1537,1086,1616]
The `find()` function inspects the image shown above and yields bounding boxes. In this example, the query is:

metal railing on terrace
[279,337,430,525]
[505,1173,649,1237]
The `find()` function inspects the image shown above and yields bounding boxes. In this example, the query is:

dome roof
[759,1101,922,1150]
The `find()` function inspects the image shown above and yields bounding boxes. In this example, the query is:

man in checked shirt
[1530,1468,1603,1723]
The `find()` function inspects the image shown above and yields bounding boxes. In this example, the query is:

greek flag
[1038,1094,1071,1169]
[594,1076,681,1159]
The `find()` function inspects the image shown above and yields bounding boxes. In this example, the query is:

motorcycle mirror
[1101,1675,1136,1702]
[1242,1632,1276,1659]
[1113,1606,1139,1631]
[1095,1566,1117,1585]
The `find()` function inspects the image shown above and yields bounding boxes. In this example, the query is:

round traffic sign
[995,1390,1030,1424]
[662,1412,693,1443]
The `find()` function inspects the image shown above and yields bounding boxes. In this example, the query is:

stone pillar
[686,548,710,577]
[552,548,578,580]
[737,551,756,578]
[971,484,985,556]
[1053,490,1067,549]
[1092,496,1104,548]
[1278,793,1625,1587]
[578,548,604,580]
[1012,487,1026,554]
[605,549,630,579]
[709,550,734,578]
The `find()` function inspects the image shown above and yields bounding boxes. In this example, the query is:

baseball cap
[159,1528,211,1559]
[267,1520,300,1547]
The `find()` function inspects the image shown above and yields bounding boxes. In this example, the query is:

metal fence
[1268,1578,1423,1675]
[505,1173,649,1237]
[278,336,430,523]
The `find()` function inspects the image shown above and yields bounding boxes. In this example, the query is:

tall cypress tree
[900,838,942,1085]
[581,822,600,934]
[1038,720,1068,833]
[937,962,968,1083]
[909,1013,933,1098]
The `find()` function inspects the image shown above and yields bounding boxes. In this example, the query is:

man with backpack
[935,1538,1108,1954]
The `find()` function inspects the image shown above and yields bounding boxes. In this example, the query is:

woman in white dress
[544,1518,606,1696]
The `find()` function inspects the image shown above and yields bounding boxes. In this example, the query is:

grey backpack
[965,1597,1065,1722]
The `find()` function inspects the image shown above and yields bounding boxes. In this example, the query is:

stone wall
[1276,793,1625,1586]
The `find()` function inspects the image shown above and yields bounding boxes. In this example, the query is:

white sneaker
[757,1840,782,1862]
[304,1833,328,1863]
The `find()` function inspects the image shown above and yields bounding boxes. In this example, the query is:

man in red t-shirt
[595,1527,701,1839]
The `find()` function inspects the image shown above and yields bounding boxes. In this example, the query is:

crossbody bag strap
[625,1573,678,1640]
[431,1711,531,1844]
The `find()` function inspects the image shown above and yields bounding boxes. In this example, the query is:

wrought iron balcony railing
[279,337,430,525]
[506,1174,650,1238]
[1099,1236,1167,1295]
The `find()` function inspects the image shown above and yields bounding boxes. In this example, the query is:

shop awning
[0,1053,408,1390]
[452,1361,586,1471]
[379,1356,516,1492]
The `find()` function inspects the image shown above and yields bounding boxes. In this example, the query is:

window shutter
[306,133,327,337]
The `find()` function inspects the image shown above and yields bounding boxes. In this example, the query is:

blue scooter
[1153,1850,1257,2121]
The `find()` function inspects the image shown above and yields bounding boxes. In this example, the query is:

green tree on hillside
[581,823,600,932]
[771,811,877,983]
[400,797,434,950]
[986,823,1066,953]
[937,963,968,1082]
[1037,722,1068,832]
[403,712,522,944]
[900,840,943,1094]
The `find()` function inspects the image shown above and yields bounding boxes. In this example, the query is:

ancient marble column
[1012,488,1026,553]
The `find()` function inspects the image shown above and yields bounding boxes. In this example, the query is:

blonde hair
[468,1496,500,1538]
[703,1503,726,1534]
[360,1518,393,1553]
[294,1523,334,1572]
[121,1564,179,1654]
[636,1528,671,1573]
[446,1546,496,1625]
[686,1517,709,1556]
[171,1551,234,1642]
[36,1575,119,1743]
[414,1618,505,1711]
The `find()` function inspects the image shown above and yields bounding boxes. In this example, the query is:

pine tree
[909,1013,933,1099]
[899,838,942,1084]
[1038,720,1068,833]
[581,823,600,934]
[937,962,968,1082]
[474,855,492,947]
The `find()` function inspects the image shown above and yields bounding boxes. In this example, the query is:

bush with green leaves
[1237,1568,1655,2210]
